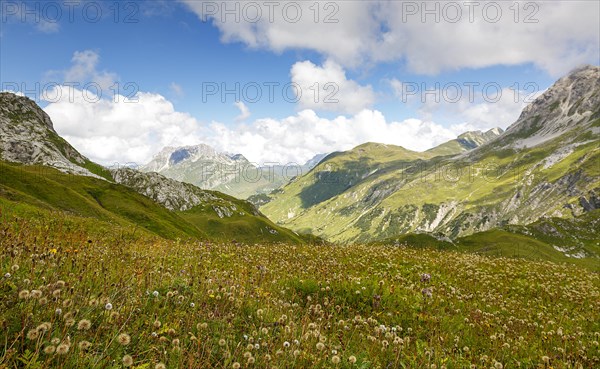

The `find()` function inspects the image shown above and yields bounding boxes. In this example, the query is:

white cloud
[291,60,375,114]
[389,78,543,132]
[46,50,118,90]
[43,86,205,165]
[234,101,251,121]
[169,82,185,97]
[181,0,600,76]
[44,86,460,166]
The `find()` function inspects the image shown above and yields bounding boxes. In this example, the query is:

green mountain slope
[0,92,313,244]
[375,210,600,270]
[261,66,600,248]
[0,161,310,244]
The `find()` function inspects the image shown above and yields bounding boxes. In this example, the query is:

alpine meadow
[0,1,599,369]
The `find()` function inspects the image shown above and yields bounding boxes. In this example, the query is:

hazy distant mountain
[141,144,328,199]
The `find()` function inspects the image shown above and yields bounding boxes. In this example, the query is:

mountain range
[1,65,598,267]
[140,145,327,199]
[258,66,599,258]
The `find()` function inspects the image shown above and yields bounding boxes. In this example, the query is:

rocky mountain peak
[503,65,600,148]
[0,92,103,177]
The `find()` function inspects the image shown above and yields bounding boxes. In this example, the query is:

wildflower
[332,355,341,364]
[44,345,56,354]
[123,355,134,367]
[421,273,431,283]
[105,303,113,310]
[26,329,39,340]
[30,290,42,299]
[18,290,30,299]
[422,288,433,298]
[77,319,92,331]
[56,343,70,355]
[37,322,52,332]
[118,333,131,346]
[78,341,92,350]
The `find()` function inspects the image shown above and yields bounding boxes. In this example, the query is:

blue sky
[1,1,598,165]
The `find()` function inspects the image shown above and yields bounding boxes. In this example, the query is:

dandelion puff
[123,355,134,367]
[37,322,52,333]
[153,320,162,329]
[43,345,56,354]
[283,341,290,348]
[155,363,166,369]
[26,329,39,340]
[542,356,550,364]
[118,333,131,346]
[56,343,70,355]
[18,290,30,299]
[105,303,113,310]
[30,290,42,299]
[51,338,61,345]
[152,291,159,297]
[11,265,19,272]
[232,363,241,369]
[78,341,92,350]
[218,339,227,347]
[4,273,11,278]
[494,362,503,369]
[332,355,341,364]
[349,355,357,364]
[77,319,92,331]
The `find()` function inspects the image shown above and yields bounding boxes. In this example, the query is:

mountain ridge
[260,65,600,246]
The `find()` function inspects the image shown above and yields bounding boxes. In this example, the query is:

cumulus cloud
[389,78,542,132]
[44,86,460,166]
[44,86,205,165]
[291,60,375,114]
[234,101,251,121]
[45,50,118,90]
[181,0,599,76]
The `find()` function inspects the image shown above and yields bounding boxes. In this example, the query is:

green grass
[0,212,598,368]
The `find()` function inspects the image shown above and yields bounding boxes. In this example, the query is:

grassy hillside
[0,213,598,368]
[373,211,600,271]
[262,117,600,244]
[0,161,311,244]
